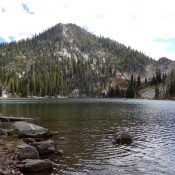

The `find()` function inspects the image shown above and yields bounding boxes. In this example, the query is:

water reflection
[0,98,175,174]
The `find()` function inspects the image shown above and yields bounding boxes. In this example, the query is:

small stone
[59,137,65,140]
[11,169,15,174]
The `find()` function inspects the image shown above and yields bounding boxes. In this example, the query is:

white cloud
[0,0,175,60]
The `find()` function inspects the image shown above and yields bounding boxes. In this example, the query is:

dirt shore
[0,134,23,175]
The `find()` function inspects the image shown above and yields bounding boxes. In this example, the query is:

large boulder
[31,140,55,155]
[114,132,132,144]
[17,144,39,160]
[11,121,52,138]
[17,159,53,173]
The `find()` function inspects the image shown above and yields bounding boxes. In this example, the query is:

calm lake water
[0,98,175,175]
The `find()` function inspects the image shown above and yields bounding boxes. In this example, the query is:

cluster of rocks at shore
[0,120,62,175]
[0,117,133,175]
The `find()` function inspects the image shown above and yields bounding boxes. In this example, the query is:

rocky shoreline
[0,119,62,175]
[0,116,134,175]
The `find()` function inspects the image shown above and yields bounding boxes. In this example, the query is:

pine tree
[126,74,135,98]
[155,85,159,99]
[137,75,141,88]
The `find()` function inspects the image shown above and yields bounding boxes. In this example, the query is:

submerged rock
[17,159,53,173]
[11,121,52,138]
[114,132,132,144]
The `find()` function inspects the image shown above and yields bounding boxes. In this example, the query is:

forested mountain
[0,23,174,97]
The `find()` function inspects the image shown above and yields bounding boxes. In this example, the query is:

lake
[0,98,175,175]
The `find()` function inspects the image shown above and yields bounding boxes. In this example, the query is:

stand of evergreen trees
[108,69,175,99]
[167,70,175,97]
[108,74,142,98]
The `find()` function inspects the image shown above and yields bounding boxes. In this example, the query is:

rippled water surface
[0,98,175,175]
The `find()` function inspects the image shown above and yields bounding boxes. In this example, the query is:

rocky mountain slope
[0,23,174,97]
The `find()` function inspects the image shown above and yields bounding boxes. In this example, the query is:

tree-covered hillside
[0,23,173,97]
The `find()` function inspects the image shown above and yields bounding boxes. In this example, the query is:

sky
[0,0,175,60]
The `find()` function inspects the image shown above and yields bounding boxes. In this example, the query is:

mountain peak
[157,57,172,63]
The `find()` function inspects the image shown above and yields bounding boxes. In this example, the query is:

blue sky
[0,0,175,60]
[154,38,175,53]
[0,37,5,43]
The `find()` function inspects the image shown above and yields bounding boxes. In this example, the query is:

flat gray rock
[12,121,52,138]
